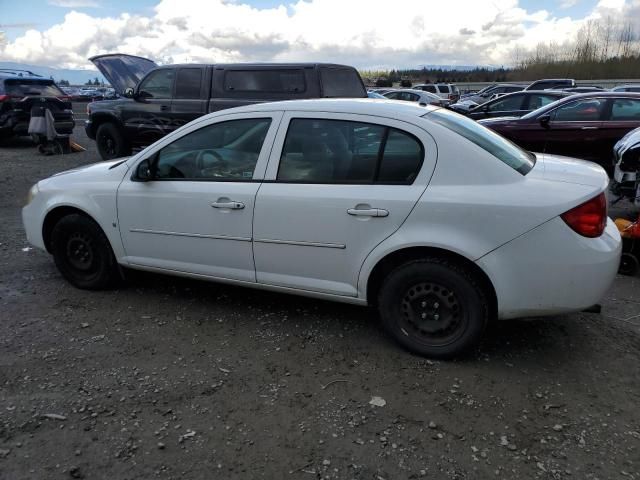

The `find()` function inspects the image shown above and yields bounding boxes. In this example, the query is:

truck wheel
[96,123,130,160]
[51,214,120,289]
[377,258,489,359]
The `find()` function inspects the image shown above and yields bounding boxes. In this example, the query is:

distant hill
[0,62,106,86]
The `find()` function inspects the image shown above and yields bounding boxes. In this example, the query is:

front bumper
[477,216,621,320]
[85,119,95,139]
[22,195,47,252]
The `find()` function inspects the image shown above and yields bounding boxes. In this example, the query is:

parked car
[367,91,387,99]
[610,126,640,206]
[86,54,367,160]
[0,69,74,140]
[369,88,395,95]
[455,83,525,107]
[464,90,571,120]
[383,89,449,107]
[479,92,640,170]
[412,84,460,102]
[524,78,576,90]
[612,84,640,93]
[22,99,620,358]
[556,86,605,93]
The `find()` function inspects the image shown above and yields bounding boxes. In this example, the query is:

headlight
[25,183,39,206]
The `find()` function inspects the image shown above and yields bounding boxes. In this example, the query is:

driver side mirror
[123,87,135,99]
[135,158,153,182]
[539,114,551,128]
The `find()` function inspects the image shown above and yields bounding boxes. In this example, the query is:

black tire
[378,258,489,359]
[619,253,639,276]
[96,122,130,160]
[51,214,120,289]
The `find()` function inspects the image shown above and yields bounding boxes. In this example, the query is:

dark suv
[0,69,74,140]
[86,54,368,159]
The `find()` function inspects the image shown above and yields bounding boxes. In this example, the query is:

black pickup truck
[86,54,367,159]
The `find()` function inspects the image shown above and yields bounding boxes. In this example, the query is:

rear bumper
[477,216,621,319]
[0,113,75,136]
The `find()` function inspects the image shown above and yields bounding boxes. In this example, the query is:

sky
[0,0,635,71]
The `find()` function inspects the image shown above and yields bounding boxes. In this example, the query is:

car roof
[211,98,436,117]
[0,69,48,81]
[159,62,357,69]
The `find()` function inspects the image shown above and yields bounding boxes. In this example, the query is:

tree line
[364,16,640,86]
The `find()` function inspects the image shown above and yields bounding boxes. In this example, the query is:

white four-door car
[382,89,449,107]
[22,99,621,358]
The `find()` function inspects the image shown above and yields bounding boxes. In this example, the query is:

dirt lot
[1,114,639,480]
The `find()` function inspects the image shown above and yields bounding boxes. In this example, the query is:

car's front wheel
[96,122,130,160]
[51,214,120,289]
[378,258,489,359]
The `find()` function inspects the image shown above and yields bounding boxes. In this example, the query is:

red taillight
[0,95,9,102]
[561,193,607,238]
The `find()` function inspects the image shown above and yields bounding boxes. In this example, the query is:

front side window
[224,70,305,93]
[320,68,366,97]
[138,69,174,99]
[610,98,640,120]
[552,98,606,121]
[153,118,271,180]
[426,108,535,175]
[175,68,202,99]
[277,118,423,184]
[487,94,524,112]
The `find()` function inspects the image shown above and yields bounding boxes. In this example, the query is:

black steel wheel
[619,252,639,276]
[96,122,130,160]
[378,258,489,358]
[51,214,120,289]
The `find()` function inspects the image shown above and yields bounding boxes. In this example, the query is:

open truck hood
[89,54,157,95]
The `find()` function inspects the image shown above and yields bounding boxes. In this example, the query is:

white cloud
[0,0,633,70]
[560,0,579,8]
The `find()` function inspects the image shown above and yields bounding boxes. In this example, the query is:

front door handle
[211,201,245,210]
[347,208,389,217]
[160,105,170,111]
[581,126,598,130]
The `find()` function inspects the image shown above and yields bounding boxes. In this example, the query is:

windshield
[520,96,567,119]
[425,108,535,175]
[5,80,65,97]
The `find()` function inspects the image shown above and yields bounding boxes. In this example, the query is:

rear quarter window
[224,69,306,93]
[320,68,366,98]
[436,85,450,94]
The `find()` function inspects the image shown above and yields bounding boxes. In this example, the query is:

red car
[478,92,640,171]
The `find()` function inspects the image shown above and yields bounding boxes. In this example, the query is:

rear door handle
[211,201,245,210]
[160,105,170,111]
[347,208,389,217]
[581,126,598,130]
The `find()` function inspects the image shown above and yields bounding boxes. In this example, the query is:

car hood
[47,158,130,180]
[528,153,608,188]
[614,126,640,155]
[89,53,157,95]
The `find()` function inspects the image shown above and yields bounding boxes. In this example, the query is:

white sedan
[22,99,621,358]
[382,89,450,107]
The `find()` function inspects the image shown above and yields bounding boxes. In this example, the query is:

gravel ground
[1,112,639,480]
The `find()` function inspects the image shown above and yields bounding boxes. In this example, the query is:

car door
[252,112,436,296]
[125,68,176,145]
[544,97,607,161]
[117,111,283,281]
[170,67,208,130]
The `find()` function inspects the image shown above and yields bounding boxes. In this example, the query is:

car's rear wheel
[96,122,130,160]
[51,214,120,289]
[378,258,488,359]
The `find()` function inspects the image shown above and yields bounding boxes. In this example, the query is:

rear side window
[4,80,64,97]
[277,118,423,184]
[610,99,640,120]
[421,85,437,93]
[224,70,305,93]
[175,68,202,99]
[426,109,535,175]
[320,68,366,97]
